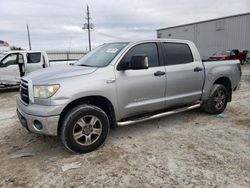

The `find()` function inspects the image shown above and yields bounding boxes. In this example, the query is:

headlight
[33,85,60,98]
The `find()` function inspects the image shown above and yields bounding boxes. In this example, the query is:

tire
[60,104,109,153]
[202,84,229,114]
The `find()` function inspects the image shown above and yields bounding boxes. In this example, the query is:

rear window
[27,53,41,64]
[163,43,193,65]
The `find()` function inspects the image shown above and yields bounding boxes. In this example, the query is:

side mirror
[130,55,149,70]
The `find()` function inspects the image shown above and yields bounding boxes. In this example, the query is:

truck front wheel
[202,84,229,114]
[60,105,109,153]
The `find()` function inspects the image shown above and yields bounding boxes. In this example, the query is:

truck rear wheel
[60,105,109,153]
[202,84,229,114]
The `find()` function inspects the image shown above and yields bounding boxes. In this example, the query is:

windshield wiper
[78,64,103,68]
[78,64,95,67]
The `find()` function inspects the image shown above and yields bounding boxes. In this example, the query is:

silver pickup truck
[16,39,241,153]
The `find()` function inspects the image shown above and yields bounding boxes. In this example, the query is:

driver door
[115,42,166,119]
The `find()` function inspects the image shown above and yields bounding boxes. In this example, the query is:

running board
[117,103,201,126]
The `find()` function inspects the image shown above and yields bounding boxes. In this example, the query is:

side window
[231,49,239,56]
[27,53,41,64]
[163,43,193,65]
[1,54,18,67]
[122,43,159,67]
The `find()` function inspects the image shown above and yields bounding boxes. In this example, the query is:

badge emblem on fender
[106,79,116,83]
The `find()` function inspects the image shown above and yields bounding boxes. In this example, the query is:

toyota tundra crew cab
[16,39,241,153]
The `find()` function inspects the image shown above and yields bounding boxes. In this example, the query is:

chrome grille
[20,79,29,104]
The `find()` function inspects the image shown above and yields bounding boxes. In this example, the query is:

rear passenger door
[25,52,43,74]
[162,42,204,107]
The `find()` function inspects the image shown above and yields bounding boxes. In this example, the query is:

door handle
[194,67,203,72]
[154,71,166,76]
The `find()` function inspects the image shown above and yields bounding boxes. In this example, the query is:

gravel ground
[0,65,249,188]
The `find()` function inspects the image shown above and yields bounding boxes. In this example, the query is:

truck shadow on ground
[12,108,208,157]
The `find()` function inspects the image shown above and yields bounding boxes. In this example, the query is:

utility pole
[86,5,91,51]
[27,24,32,50]
[82,5,94,51]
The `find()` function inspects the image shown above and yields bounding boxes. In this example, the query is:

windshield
[213,50,230,56]
[75,42,129,67]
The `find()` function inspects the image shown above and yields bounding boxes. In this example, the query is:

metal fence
[46,50,87,61]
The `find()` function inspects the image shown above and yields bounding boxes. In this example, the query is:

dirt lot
[0,65,250,188]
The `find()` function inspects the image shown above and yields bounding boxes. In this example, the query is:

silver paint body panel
[16,39,241,136]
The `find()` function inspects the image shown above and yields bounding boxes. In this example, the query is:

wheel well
[58,96,117,135]
[214,77,232,101]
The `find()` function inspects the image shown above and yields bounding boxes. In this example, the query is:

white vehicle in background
[0,51,78,87]
[0,51,50,86]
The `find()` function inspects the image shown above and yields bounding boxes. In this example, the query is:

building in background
[157,13,250,59]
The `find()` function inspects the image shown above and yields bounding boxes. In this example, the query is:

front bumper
[16,97,61,136]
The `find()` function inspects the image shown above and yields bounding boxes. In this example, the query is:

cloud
[0,0,249,50]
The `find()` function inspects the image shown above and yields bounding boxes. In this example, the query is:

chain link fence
[46,50,87,61]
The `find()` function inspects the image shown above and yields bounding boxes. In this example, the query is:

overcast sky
[0,0,249,51]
